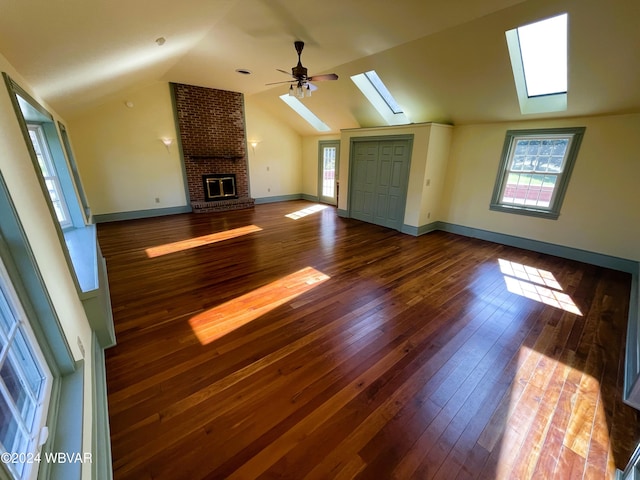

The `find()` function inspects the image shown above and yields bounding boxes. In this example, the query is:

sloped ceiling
[0,0,638,135]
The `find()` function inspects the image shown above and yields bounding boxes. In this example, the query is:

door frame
[347,134,413,230]
[318,140,340,205]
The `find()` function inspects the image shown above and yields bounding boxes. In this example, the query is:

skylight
[506,13,568,114]
[351,70,410,125]
[517,14,567,97]
[279,94,331,132]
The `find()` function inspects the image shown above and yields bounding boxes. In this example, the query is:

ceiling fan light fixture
[268,42,336,99]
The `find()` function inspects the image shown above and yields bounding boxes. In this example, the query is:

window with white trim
[490,127,585,219]
[27,125,72,229]
[0,257,52,480]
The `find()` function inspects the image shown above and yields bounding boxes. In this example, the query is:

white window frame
[26,125,72,229]
[0,257,53,480]
[490,127,585,219]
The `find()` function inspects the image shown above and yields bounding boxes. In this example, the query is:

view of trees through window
[501,137,570,208]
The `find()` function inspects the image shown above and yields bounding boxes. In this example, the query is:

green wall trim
[435,221,638,274]
[254,194,303,204]
[93,205,191,223]
[402,221,440,236]
[92,334,113,480]
[337,209,349,218]
[624,264,640,409]
[47,360,84,480]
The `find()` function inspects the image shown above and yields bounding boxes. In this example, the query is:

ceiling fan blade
[265,80,296,86]
[276,68,293,76]
[308,73,338,82]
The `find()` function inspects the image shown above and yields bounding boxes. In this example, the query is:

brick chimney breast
[172,83,254,212]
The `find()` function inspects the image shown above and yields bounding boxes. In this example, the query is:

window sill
[63,225,98,293]
[489,203,559,220]
[63,225,116,348]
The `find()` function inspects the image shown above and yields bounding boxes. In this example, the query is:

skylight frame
[351,70,410,126]
[279,95,331,132]
[506,13,568,115]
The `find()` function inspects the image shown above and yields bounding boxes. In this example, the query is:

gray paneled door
[349,137,412,230]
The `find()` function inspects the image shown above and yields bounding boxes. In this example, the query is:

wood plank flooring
[97,200,640,479]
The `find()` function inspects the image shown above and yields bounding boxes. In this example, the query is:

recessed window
[490,127,585,219]
[27,125,72,228]
[506,13,568,114]
[0,258,52,480]
[279,95,330,132]
[351,70,410,125]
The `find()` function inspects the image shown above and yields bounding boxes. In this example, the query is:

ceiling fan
[267,41,338,98]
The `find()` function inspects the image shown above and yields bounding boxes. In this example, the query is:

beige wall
[244,98,304,200]
[301,134,340,199]
[441,113,640,261]
[68,81,187,215]
[0,53,95,478]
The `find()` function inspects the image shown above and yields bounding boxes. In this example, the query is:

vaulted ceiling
[1,0,638,135]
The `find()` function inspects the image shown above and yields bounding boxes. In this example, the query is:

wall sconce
[161,138,173,152]
[249,140,260,154]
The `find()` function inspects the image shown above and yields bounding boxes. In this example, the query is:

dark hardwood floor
[98,200,640,479]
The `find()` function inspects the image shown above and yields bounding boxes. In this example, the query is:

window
[0,257,52,480]
[279,94,331,131]
[490,127,585,219]
[27,125,72,228]
[350,70,410,125]
[506,13,568,114]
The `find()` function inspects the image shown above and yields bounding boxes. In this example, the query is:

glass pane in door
[322,147,336,197]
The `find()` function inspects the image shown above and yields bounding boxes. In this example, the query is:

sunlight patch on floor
[189,266,330,345]
[493,344,613,478]
[145,224,262,258]
[499,259,582,315]
[285,204,329,220]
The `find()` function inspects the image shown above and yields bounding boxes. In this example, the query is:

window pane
[12,329,45,400]
[517,13,567,97]
[548,156,564,172]
[0,392,28,458]
[501,172,557,208]
[322,147,336,197]
[1,355,36,430]
[0,288,16,336]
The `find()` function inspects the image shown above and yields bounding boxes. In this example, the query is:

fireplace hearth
[202,174,237,201]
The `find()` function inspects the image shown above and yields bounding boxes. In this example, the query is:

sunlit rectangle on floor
[145,224,262,258]
[285,204,329,220]
[189,266,330,345]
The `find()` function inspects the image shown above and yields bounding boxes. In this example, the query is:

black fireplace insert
[202,174,237,201]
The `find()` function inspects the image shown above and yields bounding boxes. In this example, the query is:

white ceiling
[1,0,638,135]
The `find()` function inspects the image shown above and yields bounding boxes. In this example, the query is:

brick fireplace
[171,83,254,213]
